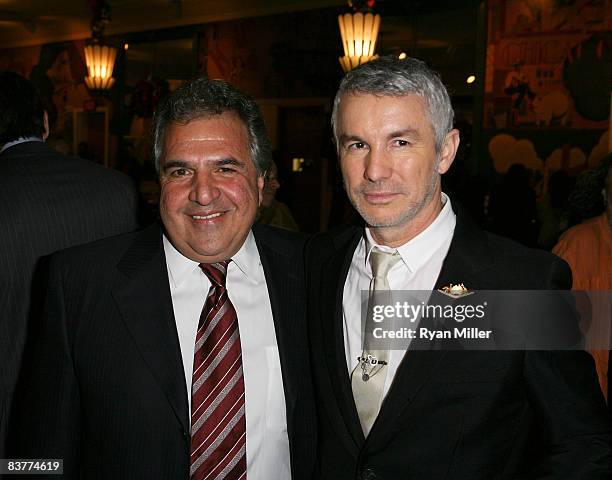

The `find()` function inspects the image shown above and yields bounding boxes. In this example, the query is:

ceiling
[0,0,344,48]
[0,0,480,95]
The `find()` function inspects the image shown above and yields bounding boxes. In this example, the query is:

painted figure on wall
[503,61,535,125]
[29,43,89,134]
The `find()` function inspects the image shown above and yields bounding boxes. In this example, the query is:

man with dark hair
[13,78,315,479]
[0,71,140,456]
[307,56,612,479]
[0,72,47,145]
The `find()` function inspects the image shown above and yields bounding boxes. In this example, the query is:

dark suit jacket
[11,223,316,479]
[307,211,612,480]
[0,141,139,456]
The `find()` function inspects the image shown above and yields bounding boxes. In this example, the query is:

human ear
[437,129,460,174]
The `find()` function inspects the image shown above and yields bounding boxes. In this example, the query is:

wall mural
[0,42,92,150]
[484,0,611,181]
[486,0,611,130]
[0,40,128,169]
[488,130,609,176]
[0,42,90,126]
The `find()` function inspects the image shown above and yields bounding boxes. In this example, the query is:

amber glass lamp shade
[338,12,381,72]
[84,44,117,90]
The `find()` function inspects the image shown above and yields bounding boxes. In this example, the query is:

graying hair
[153,78,271,175]
[331,56,454,152]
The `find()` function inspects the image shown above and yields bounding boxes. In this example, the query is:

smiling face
[336,93,459,247]
[159,112,264,263]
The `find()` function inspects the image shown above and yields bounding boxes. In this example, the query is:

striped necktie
[190,261,247,480]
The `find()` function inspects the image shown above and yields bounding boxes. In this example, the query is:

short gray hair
[153,78,271,175]
[331,56,454,152]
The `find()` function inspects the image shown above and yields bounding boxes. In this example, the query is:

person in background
[553,157,612,402]
[0,71,140,457]
[257,160,299,231]
[488,163,539,247]
[537,170,572,249]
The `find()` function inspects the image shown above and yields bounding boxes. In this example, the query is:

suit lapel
[320,228,366,451]
[367,208,493,446]
[434,208,492,291]
[251,226,300,431]
[111,224,190,435]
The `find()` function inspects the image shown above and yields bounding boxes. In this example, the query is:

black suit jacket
[0,141,139,456]
[11,223,316,479]
[307,211,612,480]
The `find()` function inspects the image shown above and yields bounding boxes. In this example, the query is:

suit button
[360,467,378,480]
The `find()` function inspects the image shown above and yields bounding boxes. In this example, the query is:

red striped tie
[190,261,247,480]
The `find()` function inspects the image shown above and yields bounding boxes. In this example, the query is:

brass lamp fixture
[84,0,116,91]
[338,0,381,72]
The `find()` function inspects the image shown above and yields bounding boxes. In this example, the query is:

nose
[364,147,393,182]
[188,170,220,205]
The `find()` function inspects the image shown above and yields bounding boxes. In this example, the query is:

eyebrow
[214,158,246,170]
[338,128,423,146]
[386,128,422,142]
[338,134,365,145]
[162,160,188,172]
[162,157,247,172]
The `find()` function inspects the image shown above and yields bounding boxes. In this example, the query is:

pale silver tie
[351,247,401,436]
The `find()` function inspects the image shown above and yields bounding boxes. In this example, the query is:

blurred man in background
[257,160,299,231]
[0,71,140,456]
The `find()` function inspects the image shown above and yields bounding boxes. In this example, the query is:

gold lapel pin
[438,283,474,298]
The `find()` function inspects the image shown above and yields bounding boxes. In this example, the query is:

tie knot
[369,247,401,280]
[199,261,230,287]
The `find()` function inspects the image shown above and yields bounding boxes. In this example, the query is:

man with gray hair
[13,78,315,479]
[307,56,611,479]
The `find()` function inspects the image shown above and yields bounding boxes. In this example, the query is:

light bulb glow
[338,12,381,72]
[84,44,117,91]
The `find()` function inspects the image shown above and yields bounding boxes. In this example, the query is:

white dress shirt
[163,231,291,479]
[0,136,43,154]
[342,193,456,397]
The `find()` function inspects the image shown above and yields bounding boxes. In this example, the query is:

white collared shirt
[342,193,456,397]
[0,136,43,154]
[163,231,291,479]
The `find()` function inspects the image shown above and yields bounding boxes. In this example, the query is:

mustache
[354,182,406,195]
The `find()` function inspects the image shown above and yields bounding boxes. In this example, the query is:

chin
[190,248,231,263]
[360,214,393,228]
[357,207,396,224]
[361,210,413,229]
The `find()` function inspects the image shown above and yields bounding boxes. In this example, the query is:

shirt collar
[364,192,456,274]
[0,136,43,154]
[163,230,262,288]
[230,230,264,284]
